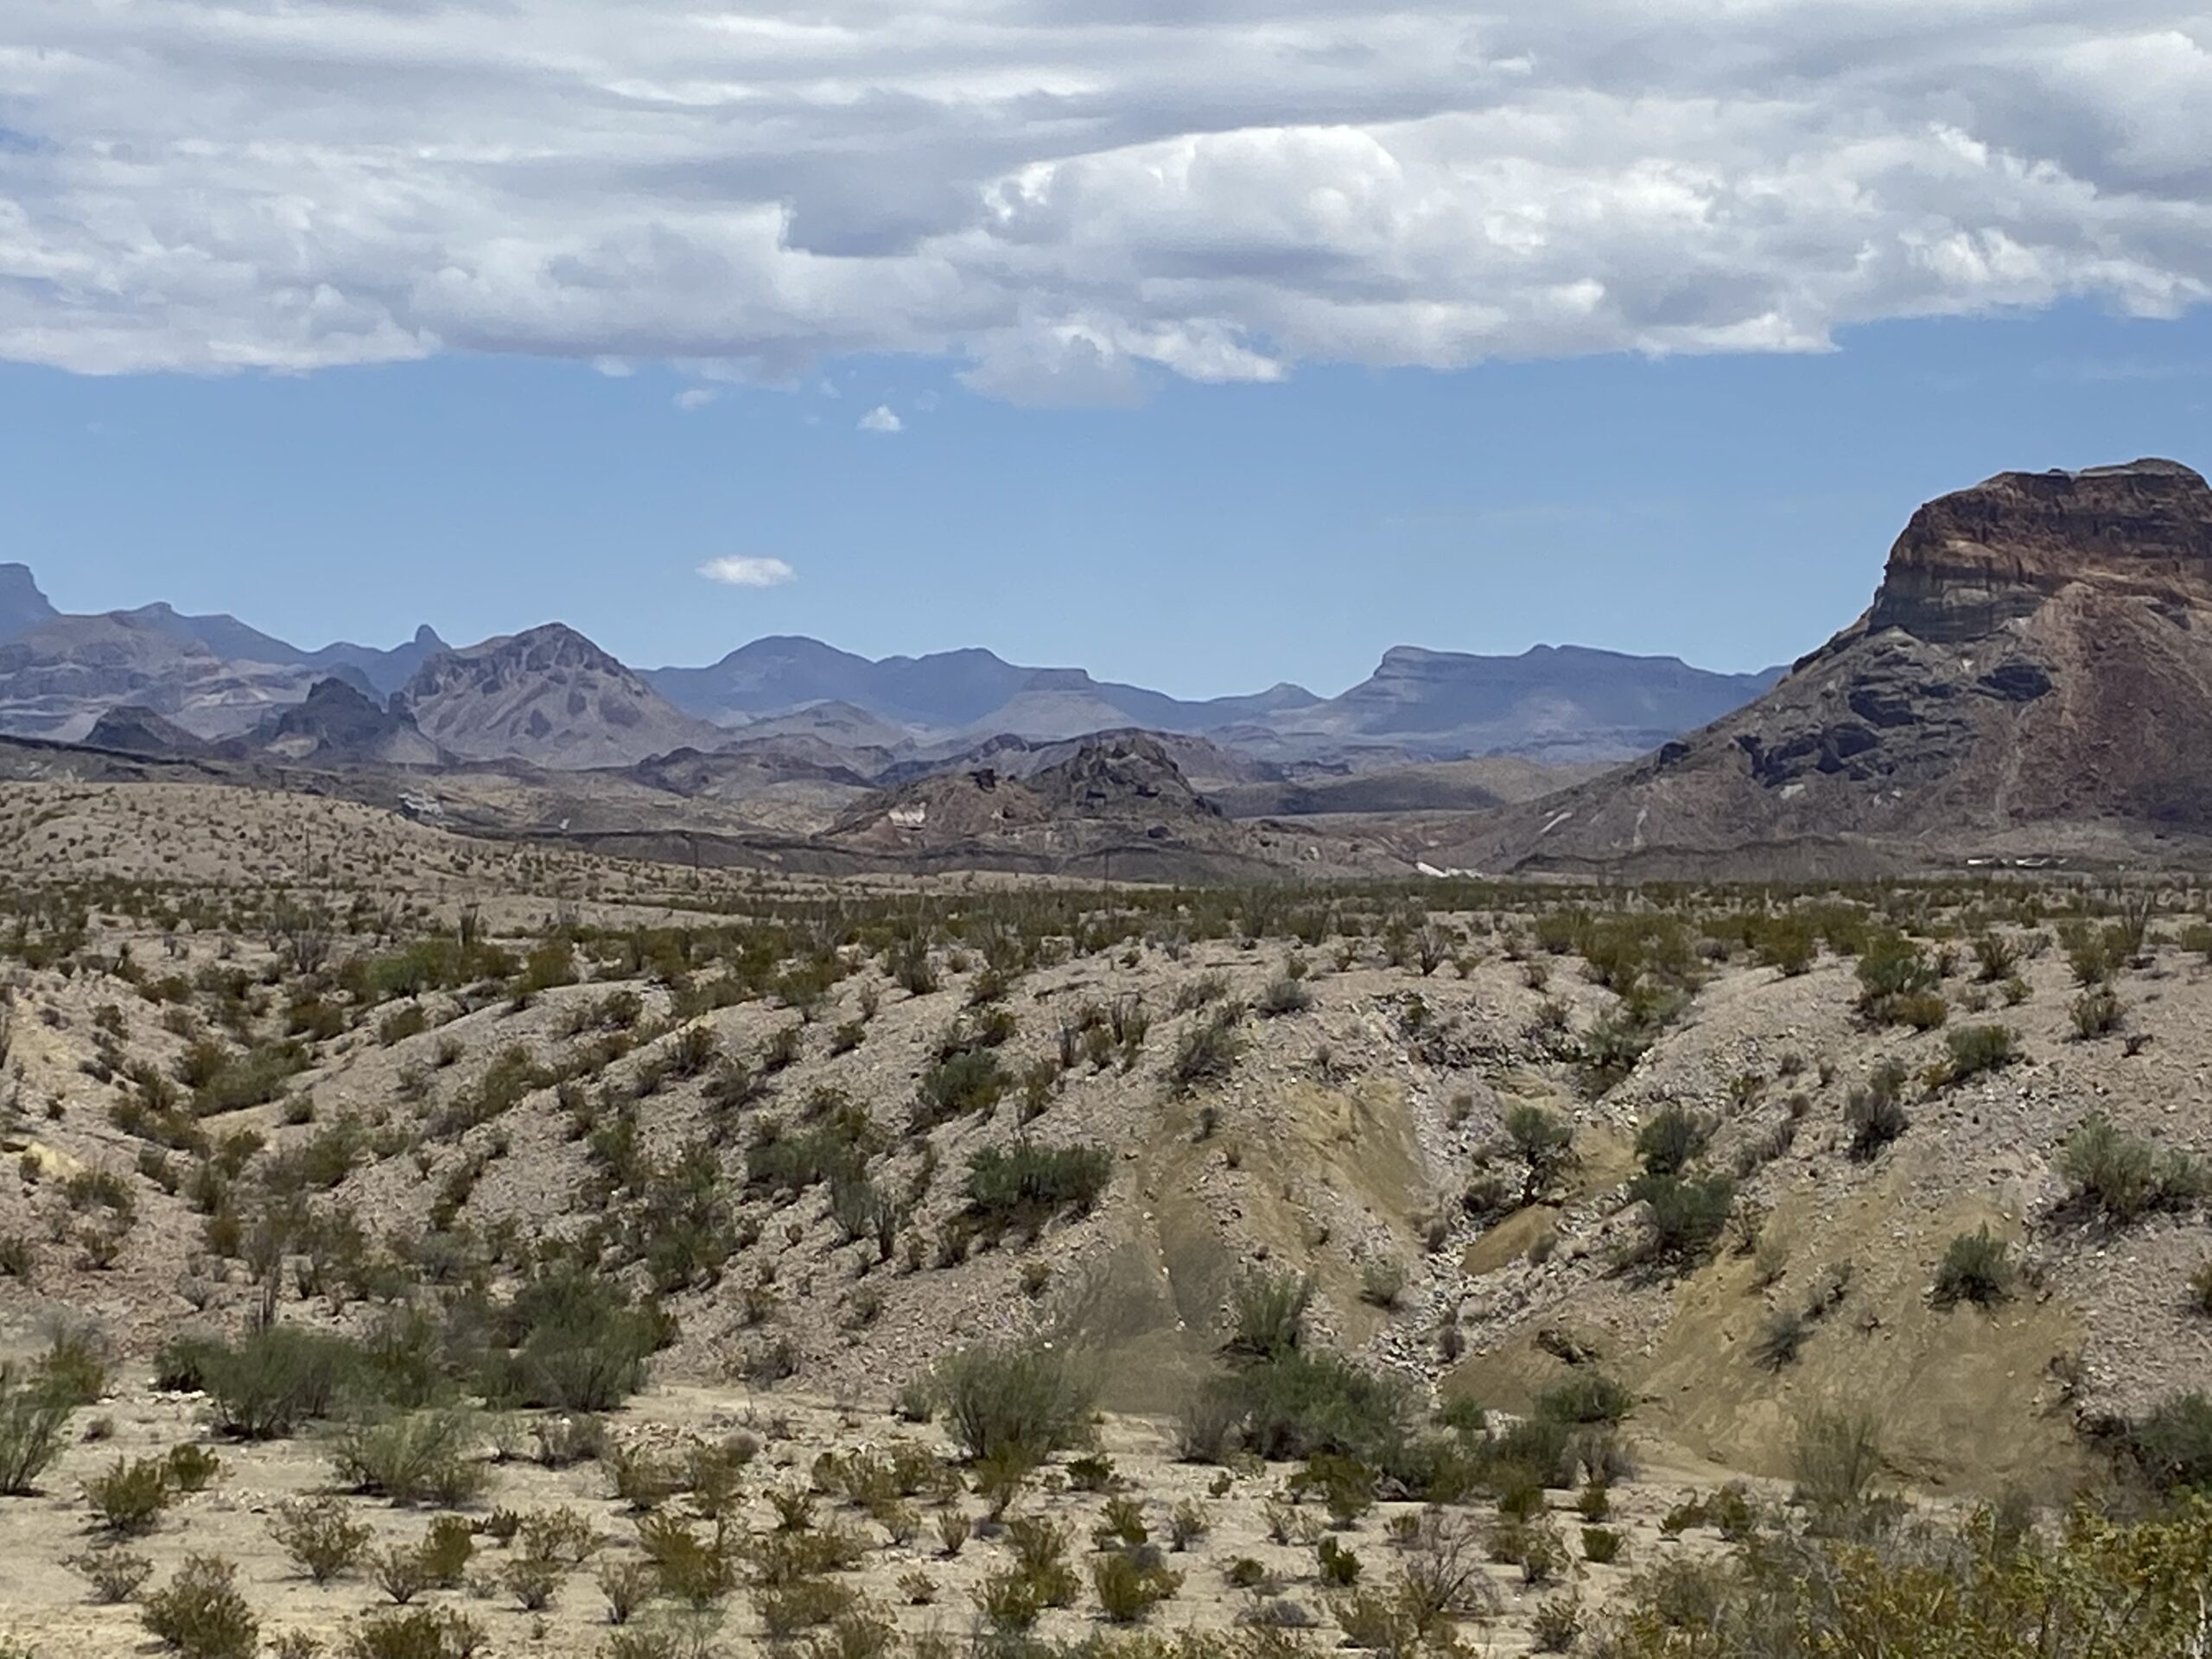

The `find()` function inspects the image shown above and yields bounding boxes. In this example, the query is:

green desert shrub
[1754,1309,1812,1372]
[2127,1392,2212,1495]
[1634,1106,1709,1178]
[1535,1374,1636,1427]
[345,1607,486,1659]
[635,1512,738,1606]
[490,1268,661,1412]
[329,1408,487,1505]
[1790,1408,1884,1513]
[1931,1226,2012,1308]
[2058,1114,2209,1225]
[1855,933,1938,1023]
[182,1325,361,1439]
[1167,1007,1246,1095]
[1972,932,2022,982]
[1218,1351,1415,1469]
[142,1555,258,1659]
[1844,1061,1910,1162]
[1226,1270,1313,1363]
[39,1319,112,1407]
[1626,1172,1735,1268]
[164,1443,222,1493]
[0,1364,73,1493]
[85,1455,175,1535]
[269,1497,373,1583]
[912,1050,1007,1129]
[1504,1103,1577,1203]
[931,1344,1094,1465]
[1942,1024,2017,1082]
[1602,1492,2212,1657]
[69,1547,157,1603]
[1091,1551,1183,1623]
[961,1142,1112,1234]
[2070,986,2125,1040]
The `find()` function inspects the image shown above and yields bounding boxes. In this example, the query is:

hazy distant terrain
[0,562,1777,777]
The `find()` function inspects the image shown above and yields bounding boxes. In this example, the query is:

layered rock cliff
[1441,459,2212,869]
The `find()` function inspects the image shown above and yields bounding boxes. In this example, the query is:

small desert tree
[1504,1104,1575,1205]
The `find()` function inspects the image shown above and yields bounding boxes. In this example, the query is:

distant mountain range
[0,562,1783,772]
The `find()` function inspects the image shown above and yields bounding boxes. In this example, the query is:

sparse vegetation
[269,1497,373,1583]
[1844,1060,1910,1161]
[930,1344,1093,1465]
[1932,1225,2012,1307]
[0,1365,72,1494]
[142,1556,258,1659]
[6,795,2212,1659]
[2058,1113,2209,1225]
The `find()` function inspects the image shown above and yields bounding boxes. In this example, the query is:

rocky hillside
[1447,460,2212,872]
[0,787,2207,1510]
[246,677,446,767]
[0,563,58,639]
[1245,645,1783,766]
[0,613,327,741]
[84,705,216,760]
[398,624,728,769]
[821,732,1288,877]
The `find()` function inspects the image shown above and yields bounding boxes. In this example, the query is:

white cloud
[0,3,2208,399]
[673,387,718,411]
[697,556,797,588]
[858,404,904,434]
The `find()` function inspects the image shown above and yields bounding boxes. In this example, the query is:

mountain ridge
[1441,457,2212,872]
[397,623,731,769]
[0,560,1787,769]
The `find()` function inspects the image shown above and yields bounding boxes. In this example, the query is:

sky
[1,1,2208,699]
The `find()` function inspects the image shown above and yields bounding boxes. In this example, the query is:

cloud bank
[698,556,798,588]
[1,2,2206,398]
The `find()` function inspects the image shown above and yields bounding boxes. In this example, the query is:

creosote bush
[167,1325,359,1439]
[1932,1226,2012,1308]
[2058,1113,2209,1226]
[85,1455,175,1535]
[1843,1061,1910,1162]
[142,1555,258,1659]
[0,1363,72,1494]
[1634,1106,1710,1179]
[961,1142,1112,1237]
[1790,1408,1884,1514]
[1504,1103,1576,1204]
[930,1344,1094,1465]
[345,1608,486,1659]
[1942,1023,2017,1083]
[2071,985,2125,1040]
[270,1497,372,1583]
[1626,1171,1735,1269]
[1601,1482,2212,1657]
[1168,1007,1246,1095]
[331,1408,487,1505]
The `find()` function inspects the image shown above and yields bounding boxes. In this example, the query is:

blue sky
[6,304,2206,699]
[3,1,2208,699]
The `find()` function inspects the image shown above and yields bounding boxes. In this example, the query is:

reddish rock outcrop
[1439,458,2212,870]
[1868,460,2212,644]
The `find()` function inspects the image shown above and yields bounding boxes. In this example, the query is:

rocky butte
[1446,459,2212,871]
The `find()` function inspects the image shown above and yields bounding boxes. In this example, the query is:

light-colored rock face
[1868,459,2212,645]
